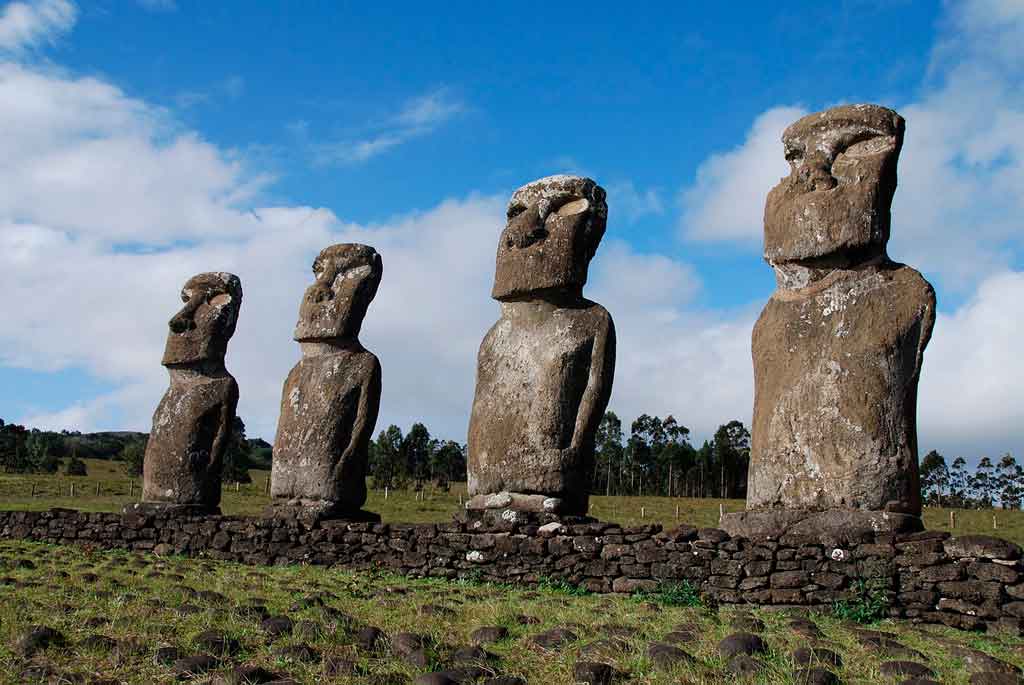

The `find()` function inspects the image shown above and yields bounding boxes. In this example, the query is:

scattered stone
[879,662,935,679]
[728,654,763,678]
[194,630,240,656]
[532,628,578,650]
[15,626,65,657]
[467,175,615,516]
[968,674,1024,685]
[793,647,842,668]
[260,616,294,639]
[78,634,117,652]
[273,643,319,662]
[154,646,181,665]
[515,615,540,625]
[948,646,1021,675]
[574,660,615,685]
[483,678,526,685]
[718,633,768,658]
[471,626,509,645]
[170,654,219,679]
[662,631,697,644]
[210,666,284,685]
[356,626,386,652]
[646,642,694,669]
[793,667,840,685]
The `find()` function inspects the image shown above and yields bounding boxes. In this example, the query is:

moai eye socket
[555,198,590,216]
[784,145,804,163]
[507,203,527,220]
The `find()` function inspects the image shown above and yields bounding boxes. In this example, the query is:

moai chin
[133,272,242,515]
[721,104,937,541]
[466,175,616,519]
[269,244,383,522]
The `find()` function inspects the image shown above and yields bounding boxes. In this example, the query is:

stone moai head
[161,272,243,367]
[492,175,608,301]
[764,104,905,268]
[293,244,382,342]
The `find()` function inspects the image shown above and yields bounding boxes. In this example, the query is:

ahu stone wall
[2,508,1023,634]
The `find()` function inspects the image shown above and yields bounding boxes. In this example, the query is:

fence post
[129,480,134,498]
[96,482,101,497]
[264,477,270,495]
[385,486,389,500]
[719,503,724,523]
[31,483,36,498]
[675,505,679,520]
[70,483,75,498]
[640,506,645,519]
[950,511,956,530]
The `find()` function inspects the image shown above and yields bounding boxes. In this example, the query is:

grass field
[1,539,1022,684]
[3,458,1024,545]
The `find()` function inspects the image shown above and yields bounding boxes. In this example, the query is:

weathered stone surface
[467,176,615,515]
[138,272,242,513]
[738,104,935,532]
[270,244,383,519]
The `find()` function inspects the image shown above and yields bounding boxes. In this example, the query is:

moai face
[492,175,608,301]
[764,104,905,266]
[294,244,382,342]
[161,272,242,366]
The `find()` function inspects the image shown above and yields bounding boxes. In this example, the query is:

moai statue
[269,244,383,521]
[132,272,242,515]
[466,175,616,519]
[721,105,936,541]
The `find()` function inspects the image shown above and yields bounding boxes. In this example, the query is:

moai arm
[570,314,616,452]
[209,381,239,470]
[332,357,382,481]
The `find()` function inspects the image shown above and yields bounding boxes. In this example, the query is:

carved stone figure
[467,175,616,517]
[134,272,242,514]
[721,105,936,541]
[269,244,383,521]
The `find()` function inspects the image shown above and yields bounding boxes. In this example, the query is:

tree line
[594,413,751,499]
[920,450,1024,510]
[0,416,261,484]
[7,414,1022,509]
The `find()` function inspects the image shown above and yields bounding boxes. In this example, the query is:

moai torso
[749,262,934,513]
[143,371,238,507]
[466,175,616,516]
[468,300,614,503]
[745,104,936,520]
[272,346,381,507]
[270,244,383,518]
[140,272,242,513]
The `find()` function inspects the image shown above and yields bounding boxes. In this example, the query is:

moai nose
[168,296,200,333]
[505,205,548,249]
[798,153,838,192]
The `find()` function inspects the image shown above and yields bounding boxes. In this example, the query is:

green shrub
[632,580,703,607]
[831,578,890,623]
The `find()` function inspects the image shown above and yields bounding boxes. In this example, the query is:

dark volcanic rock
[646,642,694,669]
[15,625,65,656]
[718,632,768,658]
[879,661,935,678]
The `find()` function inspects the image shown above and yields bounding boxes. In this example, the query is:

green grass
[3,459,1024,546]
[0,539,1021,684]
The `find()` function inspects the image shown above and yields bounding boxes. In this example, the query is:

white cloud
[606,181,664,223]
[312,88,465,166]
[0,62,270,243]
[680,106,807,243]
[918,270,1024,461]
[0,0,75,53]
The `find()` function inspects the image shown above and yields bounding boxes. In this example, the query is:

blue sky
[1,0,1022,468]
